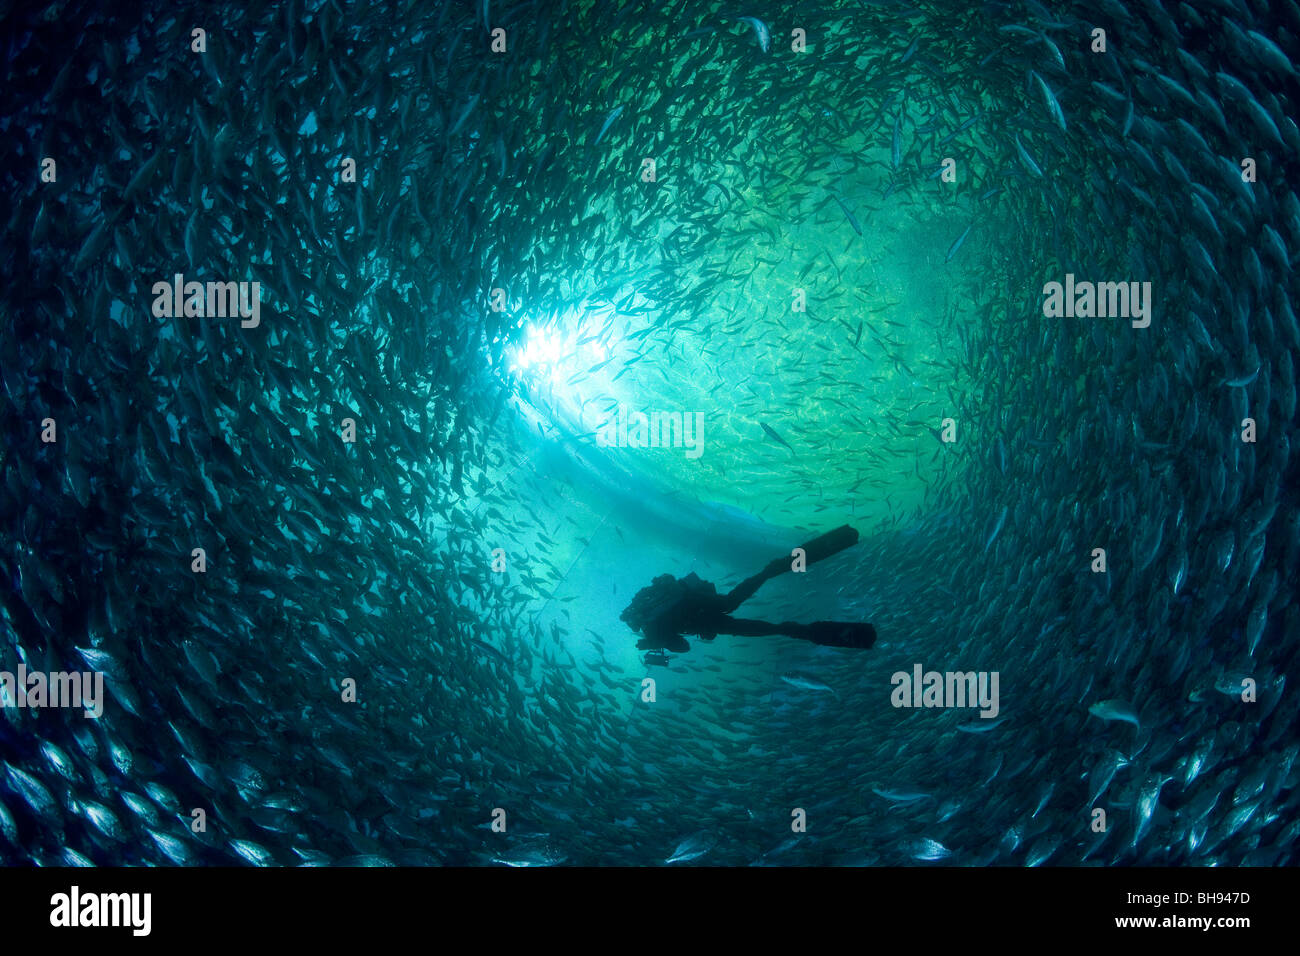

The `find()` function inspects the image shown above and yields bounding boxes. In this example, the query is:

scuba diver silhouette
[621,524,876,656]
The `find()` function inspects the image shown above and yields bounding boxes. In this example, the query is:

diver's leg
[805,621,876,648]
[719,527,860,612]
[714,616,813,638]
[716,617,875,648]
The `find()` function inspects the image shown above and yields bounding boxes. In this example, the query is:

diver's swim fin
[807,621,876,648]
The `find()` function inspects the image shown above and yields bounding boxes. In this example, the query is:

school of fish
[0,0,1297,866]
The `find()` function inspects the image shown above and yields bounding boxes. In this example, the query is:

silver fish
[1088,699,1141,730]
[735,16,770,53]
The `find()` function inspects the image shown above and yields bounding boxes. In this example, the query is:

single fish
[472,638,511,665]
[831,193,863,236]
[1087,749,1132,805]
[957,716,1006,732]
[1031,71,1066,132]
[984,506,1008,552]
[735,16,770,53]
[781,673,836,695]
[1014,134,1043,177]
[666,830,715,864]
[946,224,972,262]
[1025,833,1062,867]
[761,421,795,453]
[449,93,479,136]
[1131,773,1172,849]
[1245,29,1294,79]
[230,838,275,866]
[906,838,951,861]
[5,765,57,818]
[1213,672,1253,698]
[873,788,932,804]
[493,845,567,867]
[1088,699,1141,730]
[594,105,623,146]
[1031,781,1056,818]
